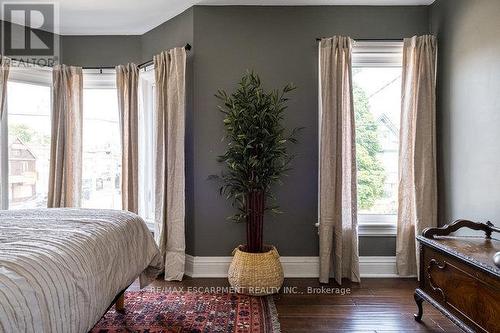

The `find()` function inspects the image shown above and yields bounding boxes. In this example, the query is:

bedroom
[0,0,499,332]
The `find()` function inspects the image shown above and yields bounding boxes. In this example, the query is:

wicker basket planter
[228,245,284,296]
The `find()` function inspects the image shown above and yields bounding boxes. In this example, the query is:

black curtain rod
[316,38,403,42]
[82,43,192,71]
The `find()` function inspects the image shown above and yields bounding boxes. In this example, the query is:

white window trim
[8,66,52,86]
[0,109,7,209]
[83,69,116,89]
[353,41,402,236]
[0,67,52,210]
[138,68,155,230]
[352,41,403,67]
[358,215,397,237]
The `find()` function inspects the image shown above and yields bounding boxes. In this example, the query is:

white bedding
[0,208,163,333]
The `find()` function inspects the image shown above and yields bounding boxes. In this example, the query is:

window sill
[315,220,397,237]
[358,223,397,237]
[358,214,397,237]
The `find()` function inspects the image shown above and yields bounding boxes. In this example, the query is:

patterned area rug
[91,291,281,333]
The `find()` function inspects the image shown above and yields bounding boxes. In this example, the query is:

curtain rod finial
[185,43,192,51]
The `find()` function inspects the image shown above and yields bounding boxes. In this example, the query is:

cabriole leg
[414,291,424,322]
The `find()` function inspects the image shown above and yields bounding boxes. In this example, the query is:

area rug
[91,290,281,333]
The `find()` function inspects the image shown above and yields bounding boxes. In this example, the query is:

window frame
[352,41,403,236]
[0,67,52,210]
[83,69,116,89]
[81,69,122,210]
[138,68,155,230]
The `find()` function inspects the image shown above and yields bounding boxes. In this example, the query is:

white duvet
[0,208,163,333]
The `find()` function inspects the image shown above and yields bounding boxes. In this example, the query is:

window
[1,68,154,218]
[82,72,122,210]
[352,42,403,233]
[1,69,52,209]
[138,69,155,226]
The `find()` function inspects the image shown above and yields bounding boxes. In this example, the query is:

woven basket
[228,245,284,296]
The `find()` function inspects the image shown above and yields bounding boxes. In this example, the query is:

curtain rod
[79,43,192,71]
[10,43,191,72]
[315,38,403,42]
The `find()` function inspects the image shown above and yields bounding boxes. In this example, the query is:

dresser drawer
[422,246,500,332]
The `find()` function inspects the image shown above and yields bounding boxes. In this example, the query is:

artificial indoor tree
[213,71,300,295]
[214,71,299,254]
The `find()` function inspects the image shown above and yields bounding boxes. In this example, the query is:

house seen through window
[6,81,51,209]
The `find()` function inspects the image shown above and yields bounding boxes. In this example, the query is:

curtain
[48,65,83,208]
[116,64,139,213]
[396,35,438,276]
[154,47,186,281]
[318,37,360,285]
[0,56,10,120]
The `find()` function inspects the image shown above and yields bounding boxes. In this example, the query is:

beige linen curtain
[0,56,10,120]
[116,64,139,213]
[154,47,186,281]
[396,35,438,276]
[48,65,83,208]
[318,37,360,285]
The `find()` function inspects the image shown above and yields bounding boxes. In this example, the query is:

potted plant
[213,71,300,296]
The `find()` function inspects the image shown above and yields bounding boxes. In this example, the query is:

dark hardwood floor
[130,277,459,332]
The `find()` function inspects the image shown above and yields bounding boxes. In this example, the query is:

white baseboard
[185,255,402,278]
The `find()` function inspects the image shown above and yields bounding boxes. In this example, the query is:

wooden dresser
[414,220,500,333]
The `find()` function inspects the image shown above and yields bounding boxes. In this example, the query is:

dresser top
[417,235,500,277]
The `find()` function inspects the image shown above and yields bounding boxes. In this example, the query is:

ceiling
[1,0,436,35]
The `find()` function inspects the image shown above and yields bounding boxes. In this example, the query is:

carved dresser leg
[414,291,424,322]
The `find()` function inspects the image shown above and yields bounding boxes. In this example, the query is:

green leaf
[210,71,303,222]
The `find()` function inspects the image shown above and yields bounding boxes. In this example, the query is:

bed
[0,208,163,333]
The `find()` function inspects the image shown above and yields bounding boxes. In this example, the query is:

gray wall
[359,237,396,256]
[0,21,142,67]
[190,6,429,256]
[430,0,500,226]
[60,7,194,66]
[64,5,425,257]
[141,7,193,62]
[61,35,142,67]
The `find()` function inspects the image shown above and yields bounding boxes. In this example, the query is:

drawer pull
[427,259,447,301]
